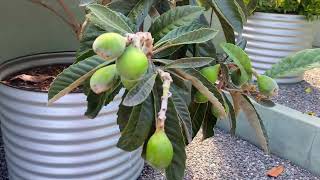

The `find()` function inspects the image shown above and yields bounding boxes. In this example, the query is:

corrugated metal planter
[0,52,144,180]
[242,12,313,83]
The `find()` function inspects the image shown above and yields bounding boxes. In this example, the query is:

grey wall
[0,0,85,63]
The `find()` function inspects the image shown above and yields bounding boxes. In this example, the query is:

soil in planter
[1,64,80,92]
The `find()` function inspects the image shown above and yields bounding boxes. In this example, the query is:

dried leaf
[306,112,316,116]
[267,165,284,177]
[10,74,53,83]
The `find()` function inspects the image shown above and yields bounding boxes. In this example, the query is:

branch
[156,69,173,130]
[174,69,227,118]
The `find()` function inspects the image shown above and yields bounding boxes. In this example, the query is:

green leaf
[209,3,235,43]
[165,57,214,69]
[107,0,140,15]
[240,95,269,153]
[220,43,250,84]
[264,48,320,78]
[195,41,217,58]
[211,0,244,33]
[189,102,208,138]
[117,94,133,132]
[202,103,217,140]
[165,99,187,180]
[153,46,183,58]
[117,95,154,151]
[122,73,157,106]
[246,0,258,15]
[155,23,205,48]
[155,28,218,52]
[127,0,157,31]
[171,85,193,143]
[149,5,204,41]
[48,56,111,104]
[87,4,133,34]
[85,81,123,119]
[222,92,236,135]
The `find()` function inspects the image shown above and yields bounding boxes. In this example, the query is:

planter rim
[0,52,82,95]
[253,12,307,20]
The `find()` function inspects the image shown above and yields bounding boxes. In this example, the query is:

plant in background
[256,0,320,20]
[44,0,320,180]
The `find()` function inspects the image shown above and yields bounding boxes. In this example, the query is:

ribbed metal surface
[242,12,313,83]
[0,53,144,180]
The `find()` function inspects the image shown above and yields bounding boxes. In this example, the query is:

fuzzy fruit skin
[116,45,148,80]
[257,75,279,97]
[90,64,118,94]
[146,130,173,169]
[120,76,138,90]
[194,64,221,103]
[93,33,126,60]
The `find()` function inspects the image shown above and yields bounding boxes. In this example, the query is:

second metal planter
[243,12,313,83]
[0,52,144,180]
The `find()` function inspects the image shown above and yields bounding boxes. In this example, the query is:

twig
[156,69,173,130]
[57,0,81,38]
[174,69,227,118]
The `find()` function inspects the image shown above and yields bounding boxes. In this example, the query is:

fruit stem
[126,32,154,59]
[252,69,260,79]
[156,69,173,130]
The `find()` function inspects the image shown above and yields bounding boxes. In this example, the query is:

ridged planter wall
[243,12,313,83]
[0,53,144,180]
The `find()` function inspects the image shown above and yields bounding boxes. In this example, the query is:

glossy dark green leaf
[202,103,217,140]
[149,5,204,41]
[122,73,157,106]
[165,99,187,180]
[222,92,236,135]
[117,95,154,151]
[165,57,214,69]
[117,93,133,132]
[189,102,208,138]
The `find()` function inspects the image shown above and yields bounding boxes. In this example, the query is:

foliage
[45,1,296,180]
[256,0,320,20]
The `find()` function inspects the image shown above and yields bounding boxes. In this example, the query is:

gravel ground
[272,68,320,117]
[138,129,320,180]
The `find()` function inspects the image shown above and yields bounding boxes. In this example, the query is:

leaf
[153,46,183,58]
[165,99,187,180]
[264,48,320,78]
[165,57,214,69]
[240,95,269,153]
[209,2,235,43]
[9,74,53,83]
[149,5,204,41]
[196,40,217,58]
[117,95,154,151]
[189,102,208,138]
[85,81,122,118]
[230,91,241,117]
[79,0,99,6]
[122,73,157,106]
[155,23,205,47]
[246,0,258,15]
[155,28,218,53]
[202,103,217,140]
[127,0,157,31]
[221,42,252,78]
[267,165,284,177]
[222,92,237,136]
[117,94,133,132]
[87,4,133,34]
[107,0,140,15]
[171,85,193,143]
[48,56,110,104]
[210,0,244,33]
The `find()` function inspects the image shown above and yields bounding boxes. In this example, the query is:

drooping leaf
[155,28,218,53]
[122,73,157,106]
[165,57,214,69]
[264,48,320,78]
[153,46,183,58]
[117,94,133,132]
[189,102,208,138]
[222,92,237,135]
[107,0,140,15]
[79,0,99,6]
[195,40,217,58]
[155,23,205,48]
[210,0,244,33]
[117,95,154,151]
[127,0,157,31]
[171,85,193,143]
[165,99,187,180]
[168,72,192,105]
[149,5,204,41]
[202,103,217,140]
[87,4,133,34]
[246,0,258,15]
[48,56,111,104]
[240,95,269,153]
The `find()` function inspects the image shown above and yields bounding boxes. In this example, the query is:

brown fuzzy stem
[156,69,173,130]
[126,32,154,59]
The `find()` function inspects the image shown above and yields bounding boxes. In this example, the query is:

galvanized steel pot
[242,12,313,83]
[0,52,144,180]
